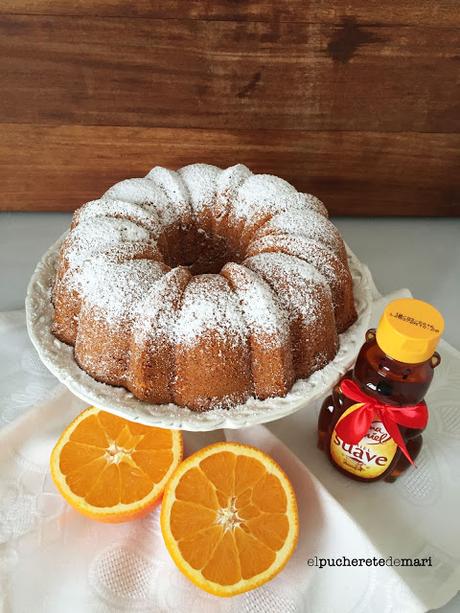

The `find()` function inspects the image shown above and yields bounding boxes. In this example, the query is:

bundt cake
[51,164,357,411]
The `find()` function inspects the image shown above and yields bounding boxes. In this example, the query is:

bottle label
[330,403,398,479]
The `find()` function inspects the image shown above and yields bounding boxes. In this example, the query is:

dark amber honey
[318,329,441,483]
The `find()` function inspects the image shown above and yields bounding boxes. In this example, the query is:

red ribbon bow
[335,378,428,465]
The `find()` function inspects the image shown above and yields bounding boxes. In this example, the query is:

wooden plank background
[1,1,459,215]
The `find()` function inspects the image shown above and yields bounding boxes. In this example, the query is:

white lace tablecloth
[0,295,459,612]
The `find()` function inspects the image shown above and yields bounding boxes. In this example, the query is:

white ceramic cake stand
[26,233,374,431]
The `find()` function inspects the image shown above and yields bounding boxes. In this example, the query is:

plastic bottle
[317,298,444,482]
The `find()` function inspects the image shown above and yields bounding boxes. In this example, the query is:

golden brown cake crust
[51,164,357,411]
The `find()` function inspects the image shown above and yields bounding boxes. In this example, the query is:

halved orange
[160,441,299,597]
[50,406,183,522]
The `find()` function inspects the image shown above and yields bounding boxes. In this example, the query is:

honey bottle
[318,298,444,482]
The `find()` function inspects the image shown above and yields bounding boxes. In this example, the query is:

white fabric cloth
[0,297,459,612]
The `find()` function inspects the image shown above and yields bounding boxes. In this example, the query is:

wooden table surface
[1,1,459,215]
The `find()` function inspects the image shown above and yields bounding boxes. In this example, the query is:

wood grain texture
[1,124,458,215]
[1,3,458,216]
[2,0,459,27]
[1,15,458,132]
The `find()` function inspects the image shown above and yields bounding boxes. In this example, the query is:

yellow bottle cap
[376,298,444,363]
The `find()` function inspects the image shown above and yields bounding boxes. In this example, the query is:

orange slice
[50,406,183,522]
[160,441,299,597]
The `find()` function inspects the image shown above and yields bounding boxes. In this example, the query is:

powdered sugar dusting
[231,174,299,224]
[175,274,247,347]
[103,177,176,227]
[241,174,297,201]
[178,164,222,216]
[213,164,253,221]
[254,209,344,259]
[65,217,153,270]
[222,262,288,346]
[146,167,192,220]
[217,164,253,202]
[297,193,329,218]
[77,199,163,236]
[248,234,347,286]
[133,267,190,344]
[244,252,331,325]
[78,255,166,324]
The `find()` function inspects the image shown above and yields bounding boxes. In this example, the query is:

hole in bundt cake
[160,225,245,276]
